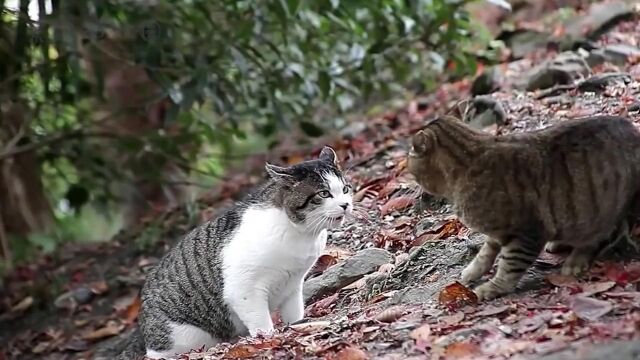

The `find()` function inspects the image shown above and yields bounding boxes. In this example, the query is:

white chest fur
[221,206,326,336]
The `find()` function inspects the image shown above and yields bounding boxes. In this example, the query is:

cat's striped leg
[461,238,500,284]
[474,238,543,301]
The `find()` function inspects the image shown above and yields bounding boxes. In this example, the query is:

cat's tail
[93,327,146,360]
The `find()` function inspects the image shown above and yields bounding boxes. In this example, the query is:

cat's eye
[342,185,351,194]
[317,190,331,198]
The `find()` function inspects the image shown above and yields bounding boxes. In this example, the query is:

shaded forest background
[0,0,504,270]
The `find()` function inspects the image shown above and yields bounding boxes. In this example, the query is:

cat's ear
[265,163,295,184]
[319,146,339,167]
[411,130,434,154]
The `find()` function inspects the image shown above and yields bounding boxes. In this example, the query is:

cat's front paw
[249,326,275,337]
[560,256,590,277]
[545,241,572,254]
[473,281,509,302]
[461,262,483,284]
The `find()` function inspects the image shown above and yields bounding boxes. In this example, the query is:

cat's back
[458,116,640,241]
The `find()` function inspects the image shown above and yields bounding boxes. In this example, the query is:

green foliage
[0,0,499,259]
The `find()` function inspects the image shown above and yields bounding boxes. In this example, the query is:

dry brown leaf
[32,341,51,354]
[380,196,415,216]
[410,324,431,353]
[224,344,258,359]
[374,306,404,323]
[546,273,579,288]
[324,246,354,261]
[334,346,368,360]
[445,341,482,359]
[290,320,331,334]
[580,281,616,297]
[438,282,478,310]
[124,295,142,324]
[312,254,339,274]
[378,263,395,274]
[439,311,464,326]
[10,296,33,313]
[89,280,109,295]
[475,304,511,317]
[570,296,613,321]
[306,293,339,317]
[353,185,374,202]
[378,180,399,199]
[82,321,125,341]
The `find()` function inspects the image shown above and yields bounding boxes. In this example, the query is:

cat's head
[407,117,454,197]
[265,146,353,232]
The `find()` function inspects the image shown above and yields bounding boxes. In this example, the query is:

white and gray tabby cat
[114,147,353,359]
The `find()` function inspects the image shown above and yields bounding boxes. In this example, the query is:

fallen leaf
[124,295,141,324]
[378,263,395,274]
[374,306,404,323]
[10,296,33,313]
[439,311,465,326]
[516,312,551,334]
[82,321,125,341]
[380,196,415,216]
[378,180,399,199]
[410,324,431,353]
[89,280,109,295]
[224,344,258,359]
[570,296,613,321]
[306,293,339,317]
[334,346,368,360]
[445,341,481,359]
[353,185,374,202]
[546,274,579,288]
[438,282,478,310]
[475,304,511,317]
[602,263,631,285]
[290,320,331,334]
[580,281,616,297]
[224,338,282,359]
[341,276,367,291]
[32,341,51,354]
[311,254,338,275]
[534,339,569,355]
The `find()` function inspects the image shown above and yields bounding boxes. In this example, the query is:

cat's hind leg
[474,237,543,301]
[461,238,500,284]
[144,322,218,360]
[562,220,630,276]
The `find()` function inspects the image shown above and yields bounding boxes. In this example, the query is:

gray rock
[54,287,94,309]
[525,52,591,91]
[389,285,440,305]
[531,339,640,360]
[471,66,501,96]
[499,30,550,59]
[588,44,640,67]
[578,72,632,92]
[565,1,634,40]
[303,248,393,303]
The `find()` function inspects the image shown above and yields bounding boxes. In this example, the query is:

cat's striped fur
[408,115,640,300]
[110,147,353,359]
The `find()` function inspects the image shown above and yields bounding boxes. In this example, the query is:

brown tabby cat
[407,115,640,300]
